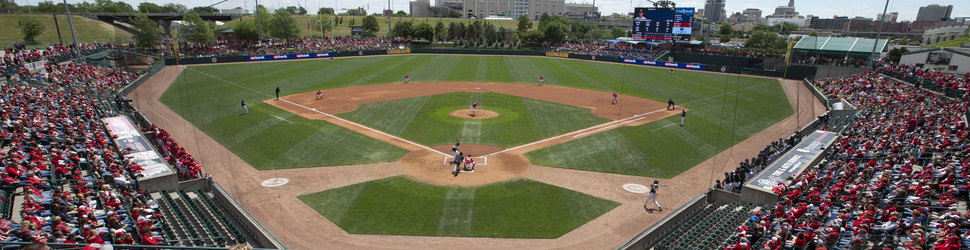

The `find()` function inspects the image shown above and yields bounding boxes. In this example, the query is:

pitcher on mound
[470,102,479,116]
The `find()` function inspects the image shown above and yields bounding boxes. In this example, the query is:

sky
[54,0,968,22]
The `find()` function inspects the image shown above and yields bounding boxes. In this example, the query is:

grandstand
[4,35,969,250]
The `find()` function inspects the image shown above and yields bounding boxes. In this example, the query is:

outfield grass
[297,176,619,238]
[161,55,791,174]
[337,92,611,147]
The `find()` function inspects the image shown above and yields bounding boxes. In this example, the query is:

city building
[742,8,763,24]
[462,0,564,19]
[900,47,970,74]
[703,0,725,22]
[876,12,898,22]
[410,0,431,17]
[765,0,804,27]
[809,16,848,30]
[923,19,970,44]
[564,2,597,19]
[916,4,953,21]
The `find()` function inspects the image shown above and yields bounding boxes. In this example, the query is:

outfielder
[539,76,544,85]
[644,180,662,211]
[404,74,410,83]
[241,99,248,114]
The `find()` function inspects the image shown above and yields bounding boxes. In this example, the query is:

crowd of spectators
[722,67,970,250]
[718,136,801,193]
[0,55,208,248]
[544,41,663,59]
[672,47,784,59]
[877,63,970,92]
[130,36,413,59]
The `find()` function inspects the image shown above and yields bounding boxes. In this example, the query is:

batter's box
[442,156,488,165]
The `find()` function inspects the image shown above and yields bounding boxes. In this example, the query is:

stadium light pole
[256,0,265,41]
[866,0,890,71]
[589,0,595,44]
[64,0,82,63]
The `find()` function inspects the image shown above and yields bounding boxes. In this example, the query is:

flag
[784,38,794,65]
[326,20,332,26]
[307,20,311,29]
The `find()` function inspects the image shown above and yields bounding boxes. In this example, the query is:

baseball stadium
[2,4,969,250]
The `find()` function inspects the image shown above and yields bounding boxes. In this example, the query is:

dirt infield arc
[264,81,681,185]
[131,64,825,250]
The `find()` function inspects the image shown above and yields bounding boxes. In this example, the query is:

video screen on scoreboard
[632,7,694,41]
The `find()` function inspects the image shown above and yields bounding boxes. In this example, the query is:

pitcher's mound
[449,109,498,119]
[401,145,529,186]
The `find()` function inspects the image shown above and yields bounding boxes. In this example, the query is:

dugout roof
[793,36,889,57]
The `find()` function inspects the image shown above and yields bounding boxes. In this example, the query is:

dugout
[740,130,839,204]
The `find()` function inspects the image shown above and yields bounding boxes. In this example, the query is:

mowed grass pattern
[337,92,610,147]
[161,55,791,175]
[297,176,619,238]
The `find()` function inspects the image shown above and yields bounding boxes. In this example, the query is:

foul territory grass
[298,176,619,238]
[337,92,610,147]
[160,54,791,175]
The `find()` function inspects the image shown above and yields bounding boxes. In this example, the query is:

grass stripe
[447,56,481,81]
[297,181,367,225]
[437,187,476,236]
[475,56,487,81]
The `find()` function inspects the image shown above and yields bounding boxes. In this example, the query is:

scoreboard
[632,7,694,41]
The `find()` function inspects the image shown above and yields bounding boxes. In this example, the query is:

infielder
[644,180,662,211]
[315,90,323,100]
[241,99,248,114]
[612,92,618,105]
[539,76,544,85]
[404,74,410,83]
[680,109,686,126]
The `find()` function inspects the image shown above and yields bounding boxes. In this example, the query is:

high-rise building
[742,8,763,24]
[916,4,953,21]
[410,0,431,17]
[564,3,597,19]
[703,0,725,22]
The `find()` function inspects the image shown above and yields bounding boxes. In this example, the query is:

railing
[118,55,166,96]
[616,193,708,250]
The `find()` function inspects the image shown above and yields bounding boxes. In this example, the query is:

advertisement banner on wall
[621,58,705,70]
[546,52,569,58]
[746,130,838,191]
[103,116,172,178]
[387,49,411,54]
[246,52,332,61]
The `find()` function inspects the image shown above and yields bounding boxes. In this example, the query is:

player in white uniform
[644,180,662,211]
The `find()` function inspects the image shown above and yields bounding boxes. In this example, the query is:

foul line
[650,123,676,132]
[271,115,293,124]
[183,66,448,156]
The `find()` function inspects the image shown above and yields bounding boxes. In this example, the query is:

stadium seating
[655,202,766,250]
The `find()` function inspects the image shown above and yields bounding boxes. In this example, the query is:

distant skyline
[52,0,968,22]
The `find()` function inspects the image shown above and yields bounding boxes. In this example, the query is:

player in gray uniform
[644,180,662,211]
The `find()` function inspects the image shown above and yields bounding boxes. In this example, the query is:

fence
[118,53,166,96]
[616,193,709,250]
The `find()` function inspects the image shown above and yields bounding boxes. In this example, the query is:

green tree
[191,6,219,13]
[773,21,799,35]
[517,15,532,32]
[434,21,446,41]
[253,5,272,37]
[744,30,784,49]
[442,10,460,18]
[18,16,44,41]
[181,12,215,44]
[886,47,909,63]
[313,15,334,33]
[809,30,818,37]
[269,8,301,40]
[1,0,18,13]
[91,0,135,13]
[130,13,162,48]
[518,30,544,45]
[719,22,733,35]
[137,2,162,13]
[395,10,408,17]
[346,8,365,16]
[234,19,259,41]
[318,7,334,15]
[392,20,413,38]
[539,12,549,22]
[610,26,625,38]
[161,3,186,13]
[719,34,731,43]
[412,22,435,41]
[361,15,379,33]
[543,21,566,44]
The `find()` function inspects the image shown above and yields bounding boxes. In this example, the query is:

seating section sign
[103,116,172,178]
[748,130,838,190]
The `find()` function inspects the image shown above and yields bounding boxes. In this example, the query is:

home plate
[261,178,290,187]
[622,183,649,193]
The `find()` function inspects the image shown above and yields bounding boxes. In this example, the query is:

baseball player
[471,102,478,116]
[241,99,248,114]
[612,92,618,105]
[452,143,460,158]
[404,74,410,83]
[275,86,280,100]
[539,76,544,85]
[330,57,334,62]
[680,109,686,126]
[316,90,323,100]
[669,69,674,75]
[644,180,662,211]
[464,155,476,171]
[667,99,675,110]
[452,152,465,176]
